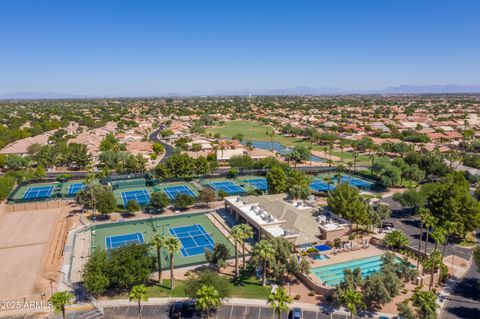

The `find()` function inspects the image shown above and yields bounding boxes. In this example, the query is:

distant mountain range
[1,84,480,100]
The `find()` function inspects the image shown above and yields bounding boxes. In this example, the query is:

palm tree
[266,130,275,152]
[129,284,149,317]
[253,240,275,286]
[230,225,243,277]
[238,223,254,269]
[149,233,165,283]
[267,287,292,319]
[338,288,366,319]
[195,285,222,319]
[429,228,446,290]
[417,209,430,269]
[49,291,74,319]
[440,221,457,269]
[164,237,181,290]
[412,290,438,319]
[352,151,358,172]
[423,215,438,275]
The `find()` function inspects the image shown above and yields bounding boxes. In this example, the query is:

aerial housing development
[0,95,479,319]
[1,1,480,319]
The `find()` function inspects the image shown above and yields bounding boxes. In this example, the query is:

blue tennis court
[310,180,336,192]
[209,181,245,195]
[163,185,196,200]
[169,224,215,257]
[105,233,145,251]
[68,183,85,195]
[121,189,151,207]
[23,185,54,199]
[341,175,374,189]
[246,178,268,191]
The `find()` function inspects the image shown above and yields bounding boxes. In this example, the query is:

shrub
[308,290,315,297]
[294,294,301,300]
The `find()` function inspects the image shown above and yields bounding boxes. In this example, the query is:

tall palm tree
[352,151,358,172]
[49,291,74,319]
[412,291,438,319]
[195,285,222,319]
[129,284,149,317]
[440,221,457,268]
[164,237,181,290]
[253,240,275,286]
[267,287,292,319]
[417,209,430,269]
[238,223,254,269]
[338,288,365,319]
[230,225,243,277]
[149,233,165,283]
[423,215,438,275]
[429,228,446,290]
[266,130,275,152]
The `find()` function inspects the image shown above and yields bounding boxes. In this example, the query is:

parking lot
[101,305,362,319]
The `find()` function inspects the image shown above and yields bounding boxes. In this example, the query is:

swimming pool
[312,255,384,287]
[312,253,330,261]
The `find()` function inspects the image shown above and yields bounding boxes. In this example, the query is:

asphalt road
[441,255,480,319]
[149,129,174,163]
[380,196,471,261]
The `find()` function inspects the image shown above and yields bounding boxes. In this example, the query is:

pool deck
[307,245,385,287]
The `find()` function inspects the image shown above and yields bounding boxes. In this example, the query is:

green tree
[165,237,181,290]
[149,191,170,212]
[129,284,149,317]
[152,142,164,154]
[149,234,165,283]
[94,185,117,216]
[252,240,275,286]
[412,290,438,319]
[49,291,74,319]
[199,188,216,207]
[327,183,369,229]
[205,243,229,269]
[362,273,391,307]
[174,194,194,209]
[195,285,223,319]
[266,166,287,194]
[429,227,446,290]
[267,287,292,319]
[338,288,366,319]
[384,230,409,250]
[238,223,254,269]
[126,199,141,214]
[230,225,243,277]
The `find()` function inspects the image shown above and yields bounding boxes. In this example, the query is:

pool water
[312,255,384,287]
[312,254,330,261]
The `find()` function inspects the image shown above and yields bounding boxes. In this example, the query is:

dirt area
[0,206,78,302]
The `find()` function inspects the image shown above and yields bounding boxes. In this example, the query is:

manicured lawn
[112,276,271,299]
[207,120,274,140]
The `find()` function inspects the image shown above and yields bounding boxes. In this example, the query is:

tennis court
[68,183,85,196]
[209,181,245,195]
[23,185,54,200]
[105,233,145,251]
[163,185,196,200]
[245,178,268,191]
[310,180,336,192]
[90,212,235,268]
[340,175,374,189]
[169,224,215,257]
[121,189,151,207]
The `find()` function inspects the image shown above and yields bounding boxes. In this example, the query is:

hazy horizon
[1,0,479,95]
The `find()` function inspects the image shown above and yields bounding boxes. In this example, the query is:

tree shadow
[444,305,480,319]
[449,277,480,302]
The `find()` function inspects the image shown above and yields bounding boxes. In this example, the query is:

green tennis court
[90,212,235,269]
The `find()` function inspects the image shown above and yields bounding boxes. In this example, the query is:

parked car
[290,307,302,319]
[169,300,195,319]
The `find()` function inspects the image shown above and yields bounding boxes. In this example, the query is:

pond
[242,140,326,162]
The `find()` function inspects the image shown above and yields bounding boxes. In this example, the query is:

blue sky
[0,0,479,95]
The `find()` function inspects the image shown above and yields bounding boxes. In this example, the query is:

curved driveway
[149,129,174,163]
